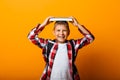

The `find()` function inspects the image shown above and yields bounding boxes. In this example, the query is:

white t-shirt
[50,43,72,80]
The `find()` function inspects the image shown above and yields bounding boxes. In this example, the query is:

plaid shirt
[28,24,94,80]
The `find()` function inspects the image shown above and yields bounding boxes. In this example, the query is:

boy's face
[53,24,69,43]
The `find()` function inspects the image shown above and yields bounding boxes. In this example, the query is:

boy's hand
[41,16,54,27]
[69,16,80,27]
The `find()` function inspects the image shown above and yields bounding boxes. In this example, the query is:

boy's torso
[50,43,72,79]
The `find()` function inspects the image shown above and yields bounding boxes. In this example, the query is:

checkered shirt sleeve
[74,28,95,50]
[27,24,48,48]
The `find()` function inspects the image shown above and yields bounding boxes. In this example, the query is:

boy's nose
[60,31,63,34]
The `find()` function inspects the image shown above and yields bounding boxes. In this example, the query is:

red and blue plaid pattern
[28,24,94,80]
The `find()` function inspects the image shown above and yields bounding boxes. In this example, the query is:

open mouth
[58,36,65,38]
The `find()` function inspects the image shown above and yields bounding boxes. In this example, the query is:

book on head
[50,18,72,21]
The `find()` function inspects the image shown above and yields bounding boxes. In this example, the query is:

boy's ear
[68,30,70,36]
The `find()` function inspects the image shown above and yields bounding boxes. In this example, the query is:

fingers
[42,16,55,26]
[45,16,54,22]
[47,16,55,21]
[68,16,79,26]
[68,16,74,23]
[68,16,76,22]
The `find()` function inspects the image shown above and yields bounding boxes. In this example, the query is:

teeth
[58,36,64,38]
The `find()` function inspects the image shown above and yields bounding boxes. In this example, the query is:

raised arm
[69,16,95,49]
[27,16,54,48]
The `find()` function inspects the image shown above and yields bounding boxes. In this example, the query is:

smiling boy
[28,16,95,80]
[53,21,70,43]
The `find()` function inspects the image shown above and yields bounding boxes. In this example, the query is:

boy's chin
[56,40,66,43]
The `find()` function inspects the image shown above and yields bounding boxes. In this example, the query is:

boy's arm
[27,16,54,48]
[69,17,95,49]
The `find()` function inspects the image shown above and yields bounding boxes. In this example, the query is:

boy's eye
[57,30,60,32]
[56,29,68,32]
[63,30,67,32]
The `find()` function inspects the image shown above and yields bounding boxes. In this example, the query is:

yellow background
[0,0,120,80]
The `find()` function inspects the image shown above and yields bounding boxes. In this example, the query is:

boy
[28,16,95,80]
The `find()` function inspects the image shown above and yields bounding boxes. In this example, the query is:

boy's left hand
[69,16,80,27]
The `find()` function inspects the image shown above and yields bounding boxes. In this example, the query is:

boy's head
[53,21,70,43]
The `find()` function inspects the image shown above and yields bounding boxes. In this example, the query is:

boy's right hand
[41,16,54,27]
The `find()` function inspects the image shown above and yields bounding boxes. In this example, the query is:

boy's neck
[54,39,68,44]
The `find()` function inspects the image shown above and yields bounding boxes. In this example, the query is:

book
[49,18,73,21]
